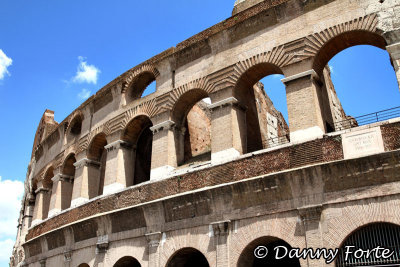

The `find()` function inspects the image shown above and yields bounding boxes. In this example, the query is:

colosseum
[10,0,400,266]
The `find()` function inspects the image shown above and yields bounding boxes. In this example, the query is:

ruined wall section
[253,82,290,147]
[184,100,212,163]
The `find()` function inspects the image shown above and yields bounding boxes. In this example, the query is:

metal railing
[263,134,290,149]
[334,106,400,131]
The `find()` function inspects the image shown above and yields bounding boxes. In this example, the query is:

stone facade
[10,0,400,266]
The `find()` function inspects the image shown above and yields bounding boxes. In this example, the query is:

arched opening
[336,223,400,267]
[235,63,290,153]
[42,167,54,219]
[113,256,141,267]
[312,31,400,131]
[61,153,76,210]
[87,133,107,198]
[67,115,83,142]
[122,115,153,185]
[172,89,212,166]
[127,71,157,102]
[78,264,90,267]
[166,247,209,267]
[237,236,301,267]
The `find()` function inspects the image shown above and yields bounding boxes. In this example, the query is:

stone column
[31,181,50,226]
[298,205,325,267]
[386,42,400,90]
[48,174,74,217]
[71,158,100,207]
[150,121,177,180]
[211,220,231,267]
[145,232,162,267]
[103,140,134,195]
[282,70,326,143]
[209,97,247,164]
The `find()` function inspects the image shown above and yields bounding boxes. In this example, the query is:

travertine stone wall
[11,0,400,266]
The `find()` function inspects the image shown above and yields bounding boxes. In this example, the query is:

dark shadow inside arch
[166,247,209,267]
[62,153,76,210]
[235,63,289,153]
[87,133,107,197]
[336,223,400,267]
[78,264,90,267]
[238,236,301,267]
[113,256,141,267]
[172,89,211,166]
[128,72,157,101]
[122,115,153,185]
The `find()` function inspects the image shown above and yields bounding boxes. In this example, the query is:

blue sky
[0,1,399,266]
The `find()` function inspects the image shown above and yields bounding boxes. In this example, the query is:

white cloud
[0,176,24,240]
[77,88,91,100]
[73,56,100,84]
[0,49,12,80]
[0,239,14,263]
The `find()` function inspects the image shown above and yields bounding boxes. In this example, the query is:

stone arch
[171,88,212,166]
[113,256,141,267]
[87,133,107,198]
[233,61,288,153]
[124,64,160,101]
[336,222,400,267]
[230,213,305,266]
[121,115,153,185]
[166,247,210,267]
[323,198,400,250]
[237,236,301,267]
[160,227,215,267]
[66,112,83,142]
[308,15,386,75]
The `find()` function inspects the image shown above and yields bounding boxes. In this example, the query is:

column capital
[208,97,246,111]
[104,140,133,152]
[73,158,100,169]
[96,235,109,254]
[211,220,231,236]
[150,120,175,134]
[298,204,323,222]
[34,187,49,194]
[145,232,162,247]
[63,250,72,262]
[51,174,74,183]
[281,69,319,84]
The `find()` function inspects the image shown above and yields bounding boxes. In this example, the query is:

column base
[290,126,324,143]
[211,148,240,165]
[48,208,61,218]
[70,197,89,208]
[150,165,175,180]
[103,182,125,195]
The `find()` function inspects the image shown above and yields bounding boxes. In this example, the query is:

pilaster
[48,174,74,217]
[211,220,231,267]
[150,120,176,180]
[103,140,134,195]
[209,96,247,164]
[71,158,100,207]
[145,232,162,267]
[282,70,326,142]
[31,182,50,226]
[298,205,324,267]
